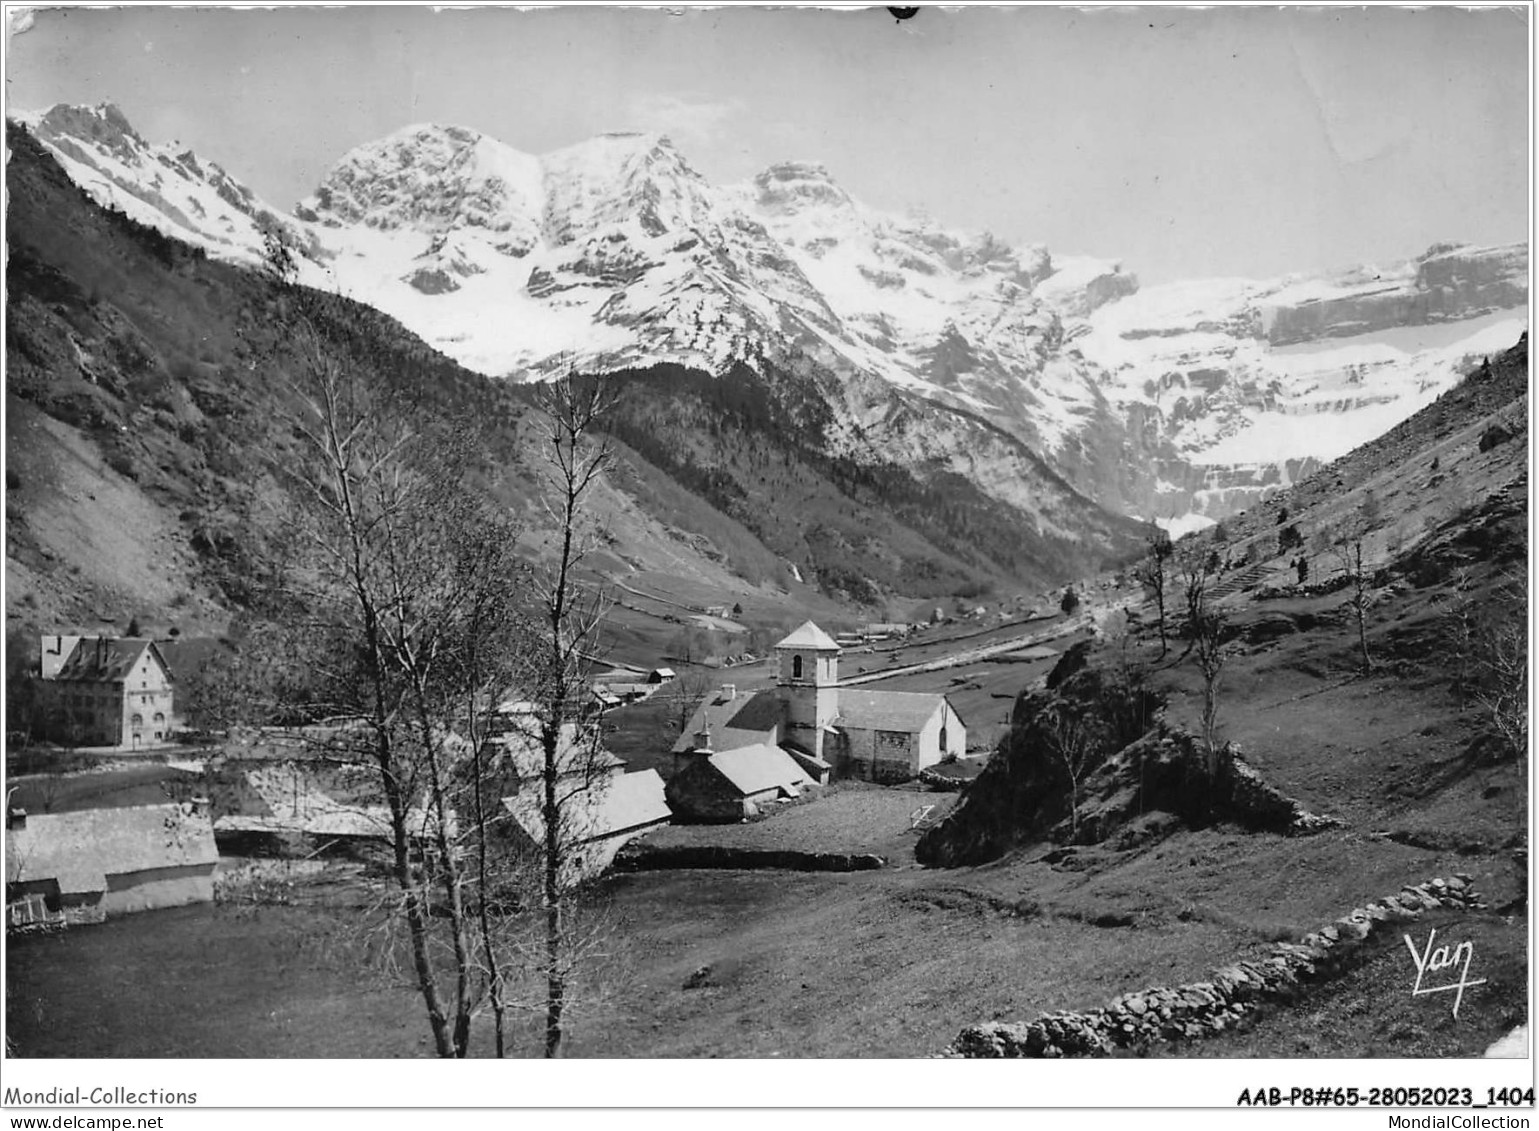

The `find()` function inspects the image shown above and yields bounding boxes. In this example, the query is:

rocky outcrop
[916,656,1335,868]
[950,875,1485,1057]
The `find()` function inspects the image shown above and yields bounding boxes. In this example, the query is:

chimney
[40,634,82,681]
[187,796,211,818]
[693,720,713,753]
[719,684,736,702]
[7,807,27,831]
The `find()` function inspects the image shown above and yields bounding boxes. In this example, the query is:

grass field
[4,536,1527,1060]
[639,784,955,860]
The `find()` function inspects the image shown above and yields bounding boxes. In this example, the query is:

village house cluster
[6,621,962,927]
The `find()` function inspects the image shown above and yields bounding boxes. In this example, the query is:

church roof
[775,621,840,651]
[671,689,782,755]
[834,688,952,734]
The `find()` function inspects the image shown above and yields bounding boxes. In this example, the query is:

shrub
[105,450,137,480]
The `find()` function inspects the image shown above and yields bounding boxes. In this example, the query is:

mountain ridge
[4,119,1147,647]
[14,101,1528,530]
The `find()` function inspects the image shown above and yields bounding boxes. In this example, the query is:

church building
[670,621,966,796]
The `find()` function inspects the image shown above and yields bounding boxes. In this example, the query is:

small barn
[502,768,671,885]
[5,803,219,922]
[665,743,815,822]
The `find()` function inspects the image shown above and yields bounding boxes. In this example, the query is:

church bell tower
[774,621,840,761]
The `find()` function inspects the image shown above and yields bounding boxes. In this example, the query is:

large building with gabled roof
[37,635,175,749]
[670,621,966,798]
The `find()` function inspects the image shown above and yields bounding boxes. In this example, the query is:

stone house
[664,742,815,822]
[5,802,219,922]
[670,621,966,787]
[37,635,175,749]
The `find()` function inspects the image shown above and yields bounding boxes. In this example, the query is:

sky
[4,3,1530,283]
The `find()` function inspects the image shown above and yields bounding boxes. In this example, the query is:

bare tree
[1333,537,1373,673]
[667,669,714,743]
[1457,567,1528,761]
[523,372,620,1058]
[1333,497,1381,673]
[1043,705,1099,842]
[1178,542,1226,776]
[245,241,532,1058]
[1473,606,1528,761]
[1133,529,1173,657]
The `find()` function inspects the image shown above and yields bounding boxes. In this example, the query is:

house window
[940,724,948,751]
[792,655,803,680]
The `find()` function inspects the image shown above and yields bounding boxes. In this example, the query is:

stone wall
[615,845,886,873]
[843,726,915,784]
[948,874,1484,1057]
[917,767,967,792]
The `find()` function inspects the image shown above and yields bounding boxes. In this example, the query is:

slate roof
[7,804,217,895]
[502,768,671,847]
[708,743,813,797]
[49,638,170,684]
[213,765,451,840]
[670,689,783,754]
[775,621,841,651]
[492,721,627,779]
[834,688,950,733]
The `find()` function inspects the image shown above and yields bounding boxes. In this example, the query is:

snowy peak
[33,101,144,158]
[297,123,544,252]
[540,130,716,244]
[13,102,1527,533]
[15,101,314,266]
[752,161,854,216]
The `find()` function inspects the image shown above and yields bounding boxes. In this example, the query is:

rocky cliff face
[16,102,1527,530]
[1263,243,1528,346]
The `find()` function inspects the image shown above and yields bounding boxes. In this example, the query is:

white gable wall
[122,649,174,747]
[917,700,967,770]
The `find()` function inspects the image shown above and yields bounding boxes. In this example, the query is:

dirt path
[840,616,1091,686]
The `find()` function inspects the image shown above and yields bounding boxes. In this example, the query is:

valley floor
[4,580,1527,1059]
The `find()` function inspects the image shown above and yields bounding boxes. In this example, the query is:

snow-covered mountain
[17,102,1527,530]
